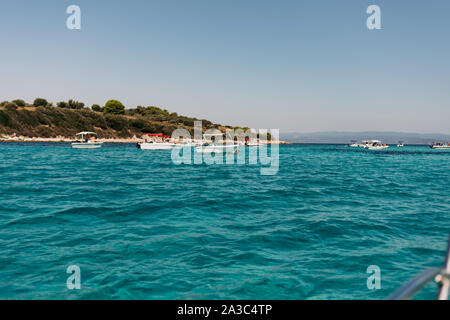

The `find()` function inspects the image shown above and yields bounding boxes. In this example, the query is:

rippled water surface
[0,142,449,299]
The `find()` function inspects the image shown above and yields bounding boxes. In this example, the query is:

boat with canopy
[72,132,103,149]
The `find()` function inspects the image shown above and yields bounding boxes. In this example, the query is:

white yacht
[364,140,389,150]
[72,132,103,149]
[430,142,450,149]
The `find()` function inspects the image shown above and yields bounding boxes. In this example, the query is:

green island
[0,98,256,142]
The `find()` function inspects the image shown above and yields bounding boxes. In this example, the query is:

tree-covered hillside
[0,98,229,138]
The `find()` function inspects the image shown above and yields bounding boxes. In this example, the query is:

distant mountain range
[281,131,450,145]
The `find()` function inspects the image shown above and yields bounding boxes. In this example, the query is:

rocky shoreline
[0,135,142,143]
[0,135,291,144]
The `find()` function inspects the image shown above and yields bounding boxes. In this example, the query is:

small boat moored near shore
[72,132,103,149]
[137,141,176,150]
[137,133,177,150]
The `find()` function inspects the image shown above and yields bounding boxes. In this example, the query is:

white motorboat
[364,140,389,150]
[72,132,103,149]
[195,143,239,154]
[430,142,450,149]
[137,133,178,150]
[397,141,405,147]
[137,141,176,150]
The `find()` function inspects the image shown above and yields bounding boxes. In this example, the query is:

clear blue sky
[0,0,449,133]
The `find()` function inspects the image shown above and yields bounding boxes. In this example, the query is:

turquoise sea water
[0,142,449,300]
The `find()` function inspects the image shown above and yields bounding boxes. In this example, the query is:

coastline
[0,135,291,144]
[0,135,142,144]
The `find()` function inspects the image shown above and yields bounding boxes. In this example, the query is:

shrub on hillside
[35,125,53,137]
[0,110,12,126]
[91,104,102,112]
[105,114,127,131]
[17,108,40,127]
[12,99,26,107]
[131,118,146,130]
[57,101,69,108]
[68,99,85,109]
[5,102,18,110]
[33,98,49,107]
[104,100,125,115]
